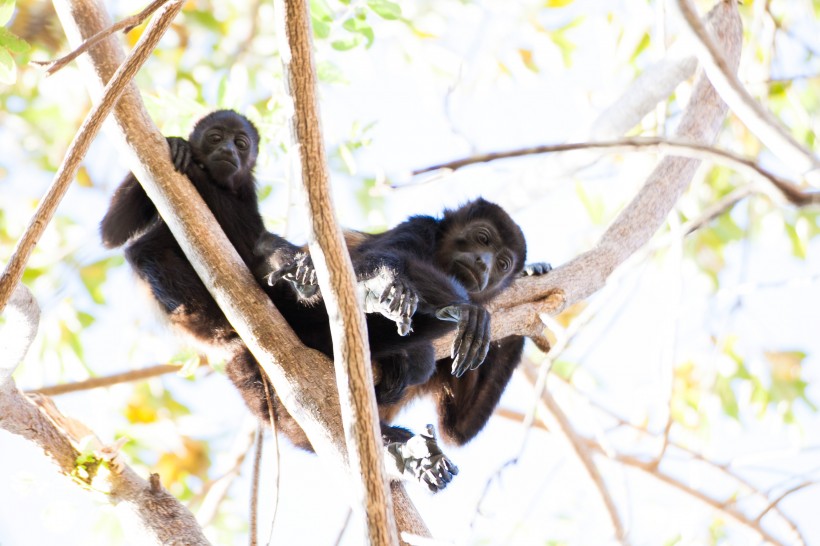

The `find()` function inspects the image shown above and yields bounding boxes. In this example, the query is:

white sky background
[1,0,820,544]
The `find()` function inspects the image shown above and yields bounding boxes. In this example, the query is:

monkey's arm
[433,336,525,445]
[100,175,157,248]
[100,137,193,249]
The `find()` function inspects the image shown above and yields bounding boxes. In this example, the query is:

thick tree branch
[676,0,820,184]
[0,0,183,314]
[53,0,346,470]
[432,0,745,363]
[274,1,397,543]
[0,284,40,379]
[54,0,422,540]
[0,289,208,544]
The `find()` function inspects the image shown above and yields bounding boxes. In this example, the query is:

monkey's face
[191,113,258,192]
[438,221,517,300]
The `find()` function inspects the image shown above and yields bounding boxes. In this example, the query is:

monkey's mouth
[216,158,237,168]
[453,261,483,291]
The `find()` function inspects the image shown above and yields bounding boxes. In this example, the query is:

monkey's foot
[360,271,418,336]
[385,425,458,493]
[268,253,319,300]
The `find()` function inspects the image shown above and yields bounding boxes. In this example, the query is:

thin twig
[754,482,816,524]
[26,362,202,396]
[411,137,820,207]
[540,385,628,543]
[249,426,263,546]
[261,372,280,546]
[34,0,171,75]
[0,0,185,314]
[676,0,820,181]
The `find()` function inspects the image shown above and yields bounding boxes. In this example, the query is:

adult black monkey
[264,200,552,448]
[100,110,469,491]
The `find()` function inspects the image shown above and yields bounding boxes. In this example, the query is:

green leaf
[574,181,606,225]
[310,0,334,22]
[785,222,807,259]
[629,32,650,64]
[0,47,15,84]
[367,0,402,20]
[0,27,30,54]
[312,17,331,39]
[80,257,123,304]
[0,0,14,26]
[714,375,739,419]
[331,35,361,51]
[343,17,374,48]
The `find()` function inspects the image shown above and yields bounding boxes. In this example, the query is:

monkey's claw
[385,425,458,493]
[378,278,418,336]
[361,272,418,336]
[268,253,319,299]
[436,303,491,377]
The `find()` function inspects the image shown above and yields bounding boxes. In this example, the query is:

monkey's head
[435,198,526,303]
[189,110,259,192]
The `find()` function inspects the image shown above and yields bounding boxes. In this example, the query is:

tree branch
[274,1,397,543]
[1,286,207,543]
[432,0,745,363]
[34,0,171,75]
[0,0,184,314]
[27,362,192,396]
[675,0,820,184]
[0,380,209,544]
[413,138,820,207]
[53,0,346,470]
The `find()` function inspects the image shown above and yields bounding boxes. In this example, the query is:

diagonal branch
[34,0,171,75]
[432,0,744,360]
[0,0,184,314]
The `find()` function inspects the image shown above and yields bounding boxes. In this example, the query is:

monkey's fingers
[396,316,412,336]
[470,314,492,370]
[451,308,478,377]
[521,262,553,277]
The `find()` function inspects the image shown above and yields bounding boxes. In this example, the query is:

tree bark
[274,0,397,543]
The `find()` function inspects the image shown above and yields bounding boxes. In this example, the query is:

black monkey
[100,110,465,491]
[265,199,552,448]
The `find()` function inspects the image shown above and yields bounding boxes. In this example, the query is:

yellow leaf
[518,48,538,73]
[555,301,587,329]
[764,351,805,381]
[76,166,93,187]
[125,25,145,47]
[545,0,574,7]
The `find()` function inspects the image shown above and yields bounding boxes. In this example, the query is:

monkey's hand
[520,262,552,277]
[166,137,191,174]
[436,303,491,377]
[266,253,319,300]
[385,425,458,493]
[360,270,418,337]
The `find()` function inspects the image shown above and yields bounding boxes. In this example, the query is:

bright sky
[1,0,819,544]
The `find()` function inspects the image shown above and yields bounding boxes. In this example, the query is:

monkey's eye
[497,256,511,271]
[208,132,223,144]
[475,229,490,245]
[235,137,249,151]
